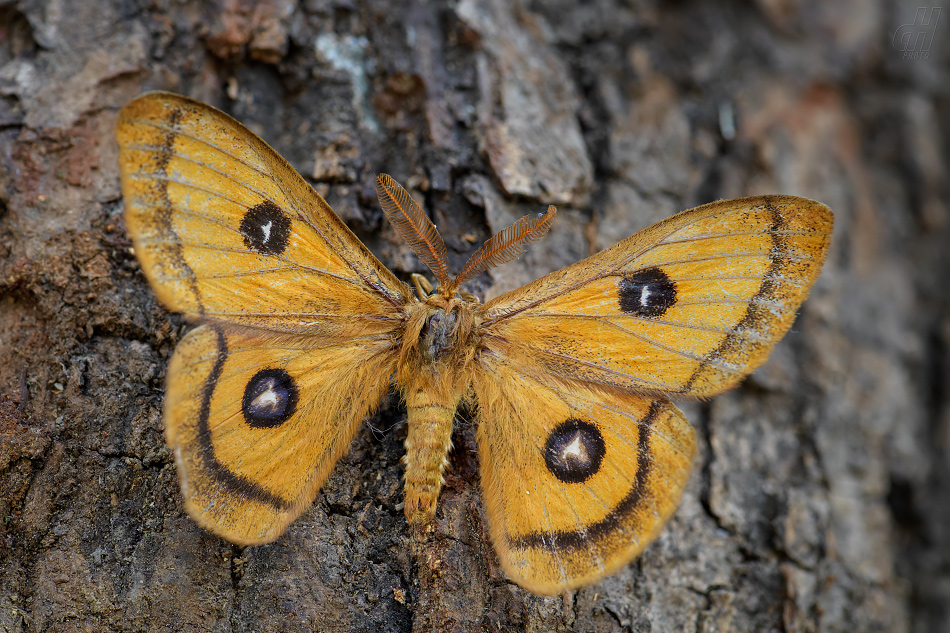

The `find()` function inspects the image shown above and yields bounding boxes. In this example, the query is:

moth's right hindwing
[473,357,696,594]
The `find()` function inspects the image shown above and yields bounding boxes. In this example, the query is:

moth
[117,92,833,594]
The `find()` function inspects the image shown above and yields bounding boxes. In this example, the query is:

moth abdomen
[402,397,455,525]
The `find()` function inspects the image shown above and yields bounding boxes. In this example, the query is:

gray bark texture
[1,0,948,631]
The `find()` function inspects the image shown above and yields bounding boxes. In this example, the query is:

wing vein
[144,237,368,289]
[657,228,821,246]
[480,249,786,326]
[480,344,684,392]
[509,312,772,341]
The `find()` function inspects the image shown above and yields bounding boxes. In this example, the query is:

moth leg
[412,273,435,298]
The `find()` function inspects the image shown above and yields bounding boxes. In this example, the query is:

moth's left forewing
[117,93,410,335]
[478,195,833,397]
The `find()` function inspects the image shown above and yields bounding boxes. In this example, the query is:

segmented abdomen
[402,394,455,525]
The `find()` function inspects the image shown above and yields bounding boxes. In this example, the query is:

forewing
[117,92,410,336]
[166,324,396,544]
[477,196,833,397]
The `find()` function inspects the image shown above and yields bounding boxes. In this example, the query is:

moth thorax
[419,308,458,363]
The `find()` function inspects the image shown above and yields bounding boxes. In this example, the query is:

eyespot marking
[619,267,677,318]
[242,368,298,428]
[241,200,292,255]
[544,418,606,483]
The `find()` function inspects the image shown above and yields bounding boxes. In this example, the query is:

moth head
[399,291,477,370]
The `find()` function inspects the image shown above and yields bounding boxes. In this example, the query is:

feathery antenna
[376,174,449,287]
[453,205,557,287]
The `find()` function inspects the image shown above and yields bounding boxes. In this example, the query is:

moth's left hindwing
[166,325,396,544]
[117,92,409,544]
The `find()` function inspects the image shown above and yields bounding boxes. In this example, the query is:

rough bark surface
[1,1,948,632]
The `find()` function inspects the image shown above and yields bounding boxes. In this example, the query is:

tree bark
[1,0,948,631]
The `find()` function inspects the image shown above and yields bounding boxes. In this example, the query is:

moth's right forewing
[477,196,833,397]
